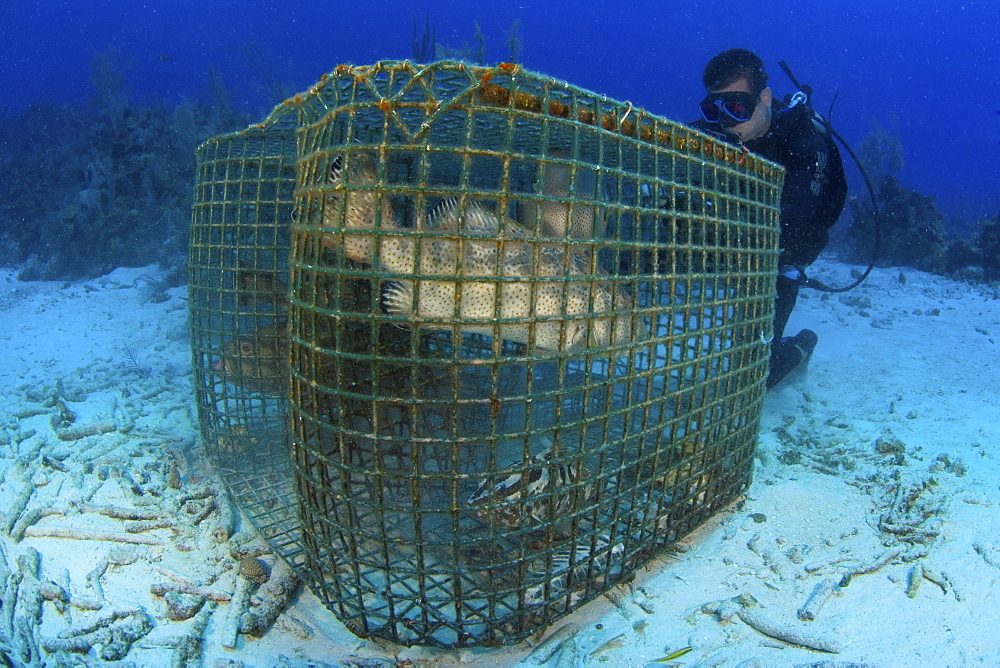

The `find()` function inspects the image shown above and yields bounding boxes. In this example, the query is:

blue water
[1,0,997,220]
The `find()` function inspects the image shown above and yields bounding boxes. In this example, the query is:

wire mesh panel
[285,61,782,647]
[189,60,782,649]
[188,105,309,568]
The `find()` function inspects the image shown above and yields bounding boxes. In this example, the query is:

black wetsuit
[695,104,848,386]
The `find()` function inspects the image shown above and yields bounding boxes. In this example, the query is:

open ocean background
[3,0,997,222]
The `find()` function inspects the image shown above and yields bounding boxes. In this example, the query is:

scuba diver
[692,48,848,389]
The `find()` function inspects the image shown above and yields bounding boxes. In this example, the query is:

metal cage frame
[189,60,783,649]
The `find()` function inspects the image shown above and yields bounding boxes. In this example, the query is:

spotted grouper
[320,152,633,352]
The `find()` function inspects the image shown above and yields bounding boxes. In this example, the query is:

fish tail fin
[539,149,599,240]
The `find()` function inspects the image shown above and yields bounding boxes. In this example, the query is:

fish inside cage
[310,149,637,353]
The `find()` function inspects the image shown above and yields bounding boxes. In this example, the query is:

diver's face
[711,78,772,142]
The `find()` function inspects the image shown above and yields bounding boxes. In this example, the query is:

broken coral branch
[240,559,302,637]
[23,525,165,546]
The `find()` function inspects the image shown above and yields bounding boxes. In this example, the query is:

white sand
[1,259,997,666]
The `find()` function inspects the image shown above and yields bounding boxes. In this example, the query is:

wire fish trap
[189,60,783,649]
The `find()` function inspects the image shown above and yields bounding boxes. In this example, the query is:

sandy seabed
[1,258,998,667]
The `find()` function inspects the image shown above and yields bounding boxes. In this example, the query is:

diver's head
[699,48,772,142]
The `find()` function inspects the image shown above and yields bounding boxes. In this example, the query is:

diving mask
[699,90,759,127]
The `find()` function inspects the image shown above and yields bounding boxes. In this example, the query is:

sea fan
[121,338,150,379]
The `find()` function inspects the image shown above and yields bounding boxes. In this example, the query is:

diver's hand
[689,120,742,146]
[779,265,808,285]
